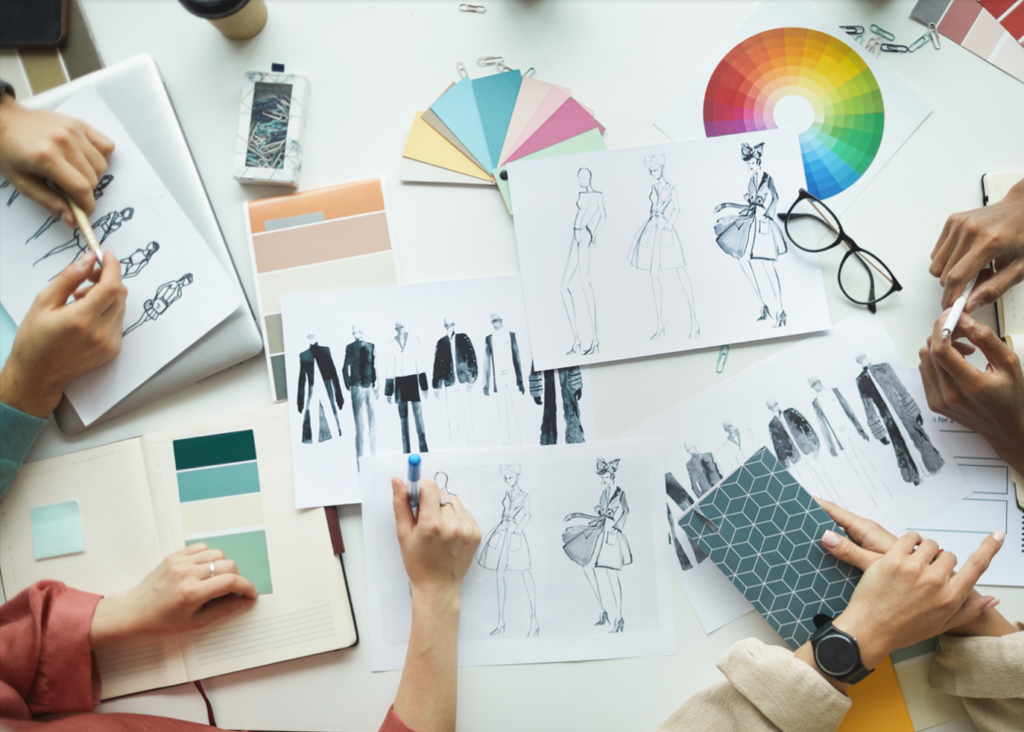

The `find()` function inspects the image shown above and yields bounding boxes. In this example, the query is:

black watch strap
[810,614,874,685]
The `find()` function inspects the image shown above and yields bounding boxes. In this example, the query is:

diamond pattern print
[679,447,861,648]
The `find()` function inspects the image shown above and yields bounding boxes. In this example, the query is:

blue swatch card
[679,448,860,647]
[31,500,85,560]
[472,70,522,170]
[429,77,490,172]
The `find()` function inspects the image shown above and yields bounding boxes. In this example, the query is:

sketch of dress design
[665,472,708,572]
[343,328,378,460]
[627,155,699,341]
[432,320,478,450]
[721,421,758,471]
[562,458,631,633]
[562,168,605,356]
[529,365,585,446]
[122,274,193,336]
[766,399,837,502]
[684,446,722,499]
[476,464,539,638]
[120,241,159,279]
[33,207,134,276]
[296,336,344,444]
[713,142,788,327]
[483,313,524,446]
[27,174,114,244]
[384,323,429,454]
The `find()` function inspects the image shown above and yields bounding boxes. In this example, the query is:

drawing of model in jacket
[296,334,344,444]
[343,326,378,460]
[529,364,585,446]
[766,398,836,502]
[432,318,478,449]
[483,313,525,446]
[384,322,429,454]
[665,471,708,573]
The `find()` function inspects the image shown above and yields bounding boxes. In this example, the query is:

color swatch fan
[401,68,607,213]
[912,0,1024,83]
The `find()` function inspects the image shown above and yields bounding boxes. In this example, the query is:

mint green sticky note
[31,501,85,560]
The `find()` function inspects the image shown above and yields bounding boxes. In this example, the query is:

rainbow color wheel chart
[703,28,884,200]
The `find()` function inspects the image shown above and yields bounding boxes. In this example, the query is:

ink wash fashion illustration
[122,273,193,336]
[721,419,759,471]
[529,364,585,446]
[432,318,478,450]
[343,326,378,460]
[628,155,699,341]
[563,168,605,356]
[384,322,429,454]
[563,458,631,633]
[714,142,788,328]
[766,397,837,503]
[482,313,525,447]
[665,472,708,572]
[476,464,540,638]
[296,334,344,444]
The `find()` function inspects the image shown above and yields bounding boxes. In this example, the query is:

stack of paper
[400,70,606,213]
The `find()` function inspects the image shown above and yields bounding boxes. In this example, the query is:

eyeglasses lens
[786,198,842,252]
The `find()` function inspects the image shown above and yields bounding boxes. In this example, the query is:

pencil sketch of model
[432,318,478,450]
[476,464,539,638]
[384,322,429,454]
[563,168,605,356]
[33,206,134,275]
[714,142,788,327]
[0,179,18,206]
[563,458,631,633]
[482,313,524,446]
[628,154,698,341]
[122,273,193,336]
[721,419,758,471]
[26,174,113,244]
[120,241,160,279]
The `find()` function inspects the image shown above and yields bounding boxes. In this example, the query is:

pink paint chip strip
[504,98,605,164]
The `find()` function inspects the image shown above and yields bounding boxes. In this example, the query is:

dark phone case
[0,0,68,48]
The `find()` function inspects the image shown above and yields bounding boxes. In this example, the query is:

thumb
[821,529,880,571]
[957,314,1016,371]
[190,594,256,629]
[38,252,96,307]
[392,477,415,539]
[943,593,996,633]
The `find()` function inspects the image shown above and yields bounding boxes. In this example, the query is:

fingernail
[76,255,93,272]
[822,530,841,548]
[993,530,1005,543]
[984,598,1000,611]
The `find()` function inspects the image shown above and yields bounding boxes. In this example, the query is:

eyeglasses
[779,189,902,313]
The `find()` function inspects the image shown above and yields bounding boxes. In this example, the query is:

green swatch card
[31,500,85,560]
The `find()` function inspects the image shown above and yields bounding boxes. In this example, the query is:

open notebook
[0,404,357,700]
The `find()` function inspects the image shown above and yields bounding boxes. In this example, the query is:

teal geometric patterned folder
[679,447,861,647]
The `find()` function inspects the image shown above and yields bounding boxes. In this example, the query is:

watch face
[814,633,858,676]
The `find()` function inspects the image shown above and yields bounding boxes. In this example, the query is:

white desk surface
[35,1,1024,730]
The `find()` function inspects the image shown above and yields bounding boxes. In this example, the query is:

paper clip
[840,25,864,35]
[459,4,485,12]
[496,61,513,72]
[908,34,931,52]
[716,345,729,374]
[854,32,865,45]
[870,24,895,41]
[456,61,468,78]
[524,67,536,77]
[928,23,941,49]
[477,55,503,66]
[880,43,909,53]
[864,36,881,55]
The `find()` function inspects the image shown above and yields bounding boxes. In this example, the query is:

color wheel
[703,28,884,200]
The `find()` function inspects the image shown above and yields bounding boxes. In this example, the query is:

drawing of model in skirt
[627,155,699,341]
[562,168,606,356]
[562,458,632,633]
[476,464,539,637]
[713,142,789,327]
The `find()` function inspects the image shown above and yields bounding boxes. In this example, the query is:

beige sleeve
[656,638,851,732]
[929,625,1024,732]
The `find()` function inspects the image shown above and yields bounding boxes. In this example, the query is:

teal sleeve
[0,402,47,499]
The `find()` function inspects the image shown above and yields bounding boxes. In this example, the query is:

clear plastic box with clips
[234,70,310,187]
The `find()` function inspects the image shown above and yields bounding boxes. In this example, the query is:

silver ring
[209,561,216,578]
[439,498,451,506]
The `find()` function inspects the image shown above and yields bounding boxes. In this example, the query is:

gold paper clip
[477,56,504,66]
[459,4,486,12]
[716,345,730,374]
[456,61,468,78]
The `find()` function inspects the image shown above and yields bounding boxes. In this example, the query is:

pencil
[63,192,103,269]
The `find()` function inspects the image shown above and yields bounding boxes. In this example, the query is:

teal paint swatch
[429,77,490,172]
[31,501,85,560]
[679,448,859,648]
[177,461,261,503]
[173,430,257,471]
[472,70,522,169]
[188,530,273,594]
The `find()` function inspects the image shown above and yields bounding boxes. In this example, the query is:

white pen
[940,272,979,339]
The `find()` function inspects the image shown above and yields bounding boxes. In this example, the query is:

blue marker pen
[407,454,422,510]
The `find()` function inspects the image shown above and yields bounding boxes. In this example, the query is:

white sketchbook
[508,128,831,370]
[0,88,241,426]
[622,312,973,634]
[358,441,674,671]
[280,275,598,508]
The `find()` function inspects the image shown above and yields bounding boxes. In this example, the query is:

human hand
[0,252,126,418]
[929,177,1024,311]
[919,311,1024,471]
[391,477,480,604]
[89,544,258,648]
[0,94,115,221]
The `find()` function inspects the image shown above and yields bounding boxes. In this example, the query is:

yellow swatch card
[840,656,915,732]
[402,111,492,182]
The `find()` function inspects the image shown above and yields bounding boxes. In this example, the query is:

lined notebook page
[140,403,356,681]
[0,439,188,698]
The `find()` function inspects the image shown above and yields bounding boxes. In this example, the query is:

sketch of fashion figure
[665,472,708,572]
[482,313,524,446]
[714,142,788,327]
[122,273,193,336]
[684,444,723,499]
[343,327,378,460]
[0,179,19,206]
[766,398,837,503]
[628,155,699,341]
[432,319,478,450]
[563,458,631,633]
[33,207,134,275]
[721,420,758,471]
[562,168,605,356]
[384,322,429,454]
[26,174,113,244]
[120,241,159,279]
[529,364,585,445]
[296,335,344,444]
[476,464,540,638]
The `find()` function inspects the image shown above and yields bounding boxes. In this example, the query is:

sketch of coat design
[856,369,920,485]
[768,409,819,467]
[562,486,633,570]
[665,472,707,567]
[477,490,532,572]
[865,363,944,474]
[483,331,524,394]
[812,389,869,456]
[529,365,585,445]
[686,453,723,499]
[713,173,788,261]
[432,333,477,388]
[297,343,344,444]
[628,181,686,271]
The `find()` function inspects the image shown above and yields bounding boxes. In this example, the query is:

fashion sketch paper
[654,1,932,218]
[622,312,973,634]
[509,128,830,370]
[0,88,242,425]
[280,276,598,508]
[359,441,674,671]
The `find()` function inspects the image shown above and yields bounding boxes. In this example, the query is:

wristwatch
[809,614,874,684]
